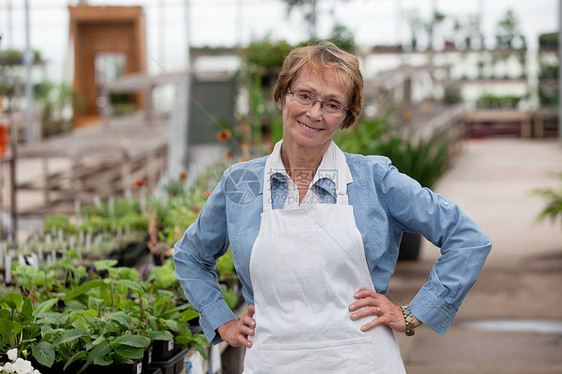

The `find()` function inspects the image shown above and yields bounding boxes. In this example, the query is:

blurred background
[0,1,561,373]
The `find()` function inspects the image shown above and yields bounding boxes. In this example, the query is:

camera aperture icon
[224,168,261,205]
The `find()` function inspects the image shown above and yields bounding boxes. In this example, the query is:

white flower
[11,359,32,374]
[2,362,14,373]
[7,349,17,362]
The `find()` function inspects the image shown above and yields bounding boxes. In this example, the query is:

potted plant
[5,253,206,373]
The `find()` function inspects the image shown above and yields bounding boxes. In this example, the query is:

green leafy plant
[476,93,522,109]
[239,36,293,69]
[4,256,207,373]
[539,32,558,49]
[32,81,84,138]
[334,111,451,189]
[534,173,562,227]
[216,73,283,157]
[0,49,42,66]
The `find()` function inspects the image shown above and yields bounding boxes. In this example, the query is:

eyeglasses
[287,88,349,116]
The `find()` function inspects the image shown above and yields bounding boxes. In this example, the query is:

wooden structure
[464,110,532,138]
[533,107,559,138]
[69,5,147,127]
[14,117,168,216]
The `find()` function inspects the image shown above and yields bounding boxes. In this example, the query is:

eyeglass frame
[287,88,349,116]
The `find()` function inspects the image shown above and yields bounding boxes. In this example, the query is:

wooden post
[121,150,132,194]
[42,157,50,204]
[558,0,562,144]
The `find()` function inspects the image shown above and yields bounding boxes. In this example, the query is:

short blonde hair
[272,41,363,128]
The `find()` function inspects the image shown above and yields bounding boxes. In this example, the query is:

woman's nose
[306,101,323,119]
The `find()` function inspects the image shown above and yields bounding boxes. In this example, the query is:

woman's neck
[280,140,330,181]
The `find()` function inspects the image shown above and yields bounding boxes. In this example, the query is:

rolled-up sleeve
[174,169,237,344]
[380,162,492,335]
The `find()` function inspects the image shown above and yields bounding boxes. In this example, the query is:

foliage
[451,14,482,49]
[539,32,558,49]
[299,23,357,54]
[239,36,293,69]
[409,10,446,50]
[156,162,229,246]
[44,214,77,236]
[1,256,206,372]
[476,93,522,109]
[443,84,463,104]
[334,111,451,188]
[327,23,357,53]
[495,9,525,49]
[534,173,562,228]
[376,131,450,189]
[538,85,559,107]
[33,81,85,138]
[538,63,558,80]
[240,23,356,71]
[161,172,188,198]
[282,0,320,38]
[216,73,282,158]
[0,49,42,66]
[333,114,391,155]
[0,82,14,96]
[80,198,148,234]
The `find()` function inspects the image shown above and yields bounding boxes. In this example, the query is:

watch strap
[400,305,415,336]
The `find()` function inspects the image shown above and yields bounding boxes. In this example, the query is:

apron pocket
[259,337,376,373]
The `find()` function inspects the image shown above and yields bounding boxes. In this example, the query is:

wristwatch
[400,305,416,336]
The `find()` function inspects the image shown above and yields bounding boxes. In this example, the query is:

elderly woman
[174,42,491,372]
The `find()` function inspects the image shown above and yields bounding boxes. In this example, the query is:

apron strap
[334,143,349,205]
[263,154,274,213]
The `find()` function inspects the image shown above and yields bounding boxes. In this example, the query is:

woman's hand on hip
[217,304,256,348]
[348,289,421,333]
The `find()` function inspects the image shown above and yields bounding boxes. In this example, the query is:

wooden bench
[464,110,531,138]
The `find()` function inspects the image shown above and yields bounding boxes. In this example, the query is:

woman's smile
[297,120,323,132]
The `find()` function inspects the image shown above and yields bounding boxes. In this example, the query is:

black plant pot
[142,344,153,371]
[149,348,189,374]
[87,359,143,374]
[398,232,422,261]
[109,241,149,267]
[29,359,82,374]
[151,338,180,362]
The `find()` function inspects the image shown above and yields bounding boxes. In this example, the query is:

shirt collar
[267,140,353,197]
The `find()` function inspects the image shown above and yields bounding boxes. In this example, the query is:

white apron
[243,152,406,373]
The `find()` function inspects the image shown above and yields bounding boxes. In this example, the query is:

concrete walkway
[392,137,562,373]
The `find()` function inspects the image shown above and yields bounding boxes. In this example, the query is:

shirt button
[443,201,449,206]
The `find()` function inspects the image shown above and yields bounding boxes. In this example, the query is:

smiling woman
[174,41,491,373]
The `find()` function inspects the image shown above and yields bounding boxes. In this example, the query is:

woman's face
[281,65,349,151]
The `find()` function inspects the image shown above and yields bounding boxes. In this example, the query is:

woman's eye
[326,102,339,110]
[299,93,312,101]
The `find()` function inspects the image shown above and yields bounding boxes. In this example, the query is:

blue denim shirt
[174,153,492,344]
